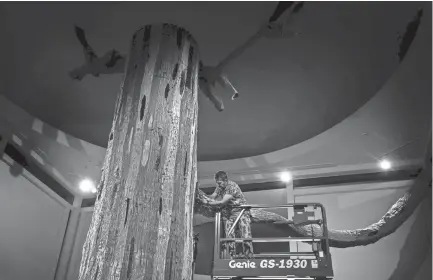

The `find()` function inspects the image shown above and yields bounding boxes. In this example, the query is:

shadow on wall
[1,96,95,179]
[0,95,107,200]
[0,97,104,186]
[4,129,53,178]
[2,134,75,204]
[40,119,91,157]
[397,9,424,62]
[4,119,59,179]
[4,140,30,177]
[387,190,432,280]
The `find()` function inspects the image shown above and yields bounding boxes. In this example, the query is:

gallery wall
[295,180,432,280]
[0,156,70,280]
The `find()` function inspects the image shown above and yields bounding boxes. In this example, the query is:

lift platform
[211,203,334,280]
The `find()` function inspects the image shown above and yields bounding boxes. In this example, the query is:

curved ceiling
[0,2,423,161]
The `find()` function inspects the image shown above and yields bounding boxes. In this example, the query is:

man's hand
[207,200,220,206]
[207,194,234,206]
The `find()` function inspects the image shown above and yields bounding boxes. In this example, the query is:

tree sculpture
[71,2,305,279]
[69,2,430,280]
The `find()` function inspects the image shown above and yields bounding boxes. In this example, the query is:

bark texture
[194,151,432,248]
[79,24,200,280]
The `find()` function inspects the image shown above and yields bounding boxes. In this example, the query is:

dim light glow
[379,159,392,170]
[79,179,96,193]
[280,171,292,183]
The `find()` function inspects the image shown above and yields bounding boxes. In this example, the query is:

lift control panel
[211,203,334,280]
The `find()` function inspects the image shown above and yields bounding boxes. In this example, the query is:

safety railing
[212,203,334,279]
[214,203,330,260]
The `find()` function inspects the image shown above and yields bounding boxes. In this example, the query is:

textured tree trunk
[79,24,200,280]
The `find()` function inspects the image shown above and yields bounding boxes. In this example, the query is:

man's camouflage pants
[222,210,254,258]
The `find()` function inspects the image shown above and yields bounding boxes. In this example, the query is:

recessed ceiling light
[79,179,96,193]
[280,171,292,183]
[379,159,392,170]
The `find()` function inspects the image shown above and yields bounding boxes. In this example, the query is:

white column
[286,180,297,252]
[286,179,294,217]
[54,195,83,280]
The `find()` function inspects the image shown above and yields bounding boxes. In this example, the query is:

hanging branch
[69,2,305,111]
[68,26,226,112]
[199,1,304,107]
[69,26,126,80]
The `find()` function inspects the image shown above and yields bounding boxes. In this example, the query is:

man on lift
[206,171,254,259]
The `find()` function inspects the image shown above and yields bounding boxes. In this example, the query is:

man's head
[215,171,229,188]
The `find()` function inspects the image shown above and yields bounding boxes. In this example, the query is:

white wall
[0,156,70,280]
[295,181,432,280]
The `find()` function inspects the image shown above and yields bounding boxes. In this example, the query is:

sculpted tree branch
[69,2,304,111]
[194,138,432,248]
[191,1,304,110]
[213,1,303,75]
[69,26,127,80]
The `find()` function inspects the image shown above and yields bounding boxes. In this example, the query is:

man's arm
[196,182,217,199]
[209,192,218,199]
[208,194,233,206]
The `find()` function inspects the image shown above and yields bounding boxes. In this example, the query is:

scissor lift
[211,203,334,280]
